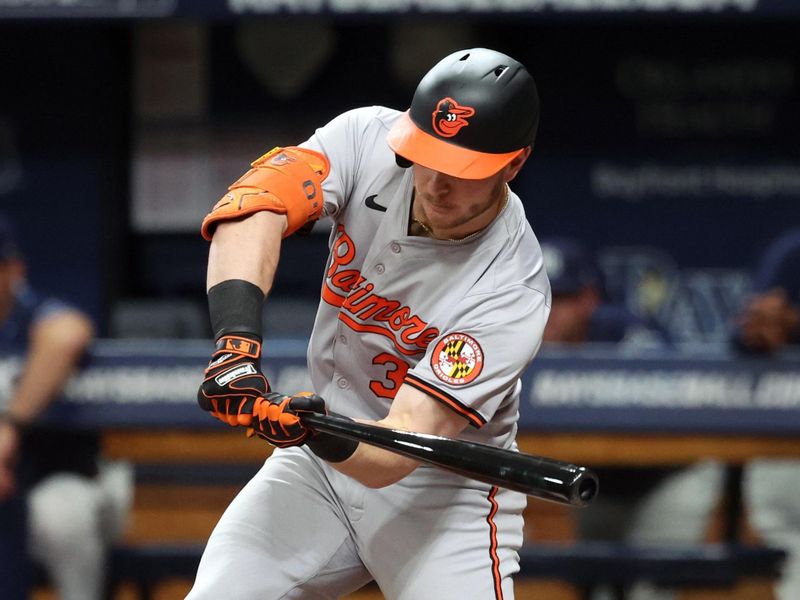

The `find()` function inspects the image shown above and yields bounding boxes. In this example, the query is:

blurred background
[2,2,800,600]
[1,0,798,341]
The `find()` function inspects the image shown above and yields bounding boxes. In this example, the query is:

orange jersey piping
[486,486,503,600]
[403,373,486,428]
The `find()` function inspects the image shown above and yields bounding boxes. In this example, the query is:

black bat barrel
[301,413,599,507]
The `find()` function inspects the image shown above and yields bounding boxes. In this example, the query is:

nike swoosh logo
[365,194,387,212]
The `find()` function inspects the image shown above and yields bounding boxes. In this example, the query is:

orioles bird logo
[432,97,476,138]
[269,152,296,166]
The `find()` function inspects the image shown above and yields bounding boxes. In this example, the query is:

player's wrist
[306,413,358,463]
[307,432,358,463]
[208,279,265,341]
[213,333,263,360]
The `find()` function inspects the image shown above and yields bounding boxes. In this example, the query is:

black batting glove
[197,333,270,427]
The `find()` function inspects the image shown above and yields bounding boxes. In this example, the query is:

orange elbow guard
[201,146,330,240]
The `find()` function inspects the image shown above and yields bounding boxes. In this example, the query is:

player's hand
[248,391,326,448]
[197,334,270,427]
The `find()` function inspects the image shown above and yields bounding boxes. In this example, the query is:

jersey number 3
[369,353,410,399]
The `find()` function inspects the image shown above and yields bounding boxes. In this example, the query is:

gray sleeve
[404,285,549,428]
[300,106,388,219]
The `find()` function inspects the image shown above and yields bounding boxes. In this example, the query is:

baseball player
[189,48,550,600]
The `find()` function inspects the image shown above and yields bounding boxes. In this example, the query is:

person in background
[0,214,132,600]
[735,229,800,354]
[541,237,667,348]
[734,228,800,600]
[540,237,724,600]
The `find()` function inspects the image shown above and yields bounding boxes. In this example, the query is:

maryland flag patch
[431,333,484,385]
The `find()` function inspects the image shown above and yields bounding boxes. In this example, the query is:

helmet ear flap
[395,154,413,169]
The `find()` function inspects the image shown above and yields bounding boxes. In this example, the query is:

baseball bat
[300,413,599,507]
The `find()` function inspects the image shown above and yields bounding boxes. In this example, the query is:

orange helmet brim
[387,111,524,180]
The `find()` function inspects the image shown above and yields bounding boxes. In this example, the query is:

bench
[102,539,786,600]
[519,541,787,600]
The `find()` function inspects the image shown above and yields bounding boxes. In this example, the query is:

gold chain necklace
[412,185,509,243]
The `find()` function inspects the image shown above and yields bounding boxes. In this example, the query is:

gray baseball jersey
[304,106,550,448]
[188,106,551,600]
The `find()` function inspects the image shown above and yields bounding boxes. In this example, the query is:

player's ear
[503,146,532,183]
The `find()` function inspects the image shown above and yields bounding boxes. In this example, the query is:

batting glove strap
[197,333,269,427]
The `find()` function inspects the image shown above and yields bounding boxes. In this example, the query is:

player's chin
[424,201,458,219]
[429,206,469,226]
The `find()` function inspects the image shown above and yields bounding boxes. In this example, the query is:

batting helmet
[387,48,539,180]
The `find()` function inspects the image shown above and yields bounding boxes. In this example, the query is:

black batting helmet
[387,48,539,179]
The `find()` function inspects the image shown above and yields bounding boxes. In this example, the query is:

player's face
[411,166,505,238]
[411,148,531,240]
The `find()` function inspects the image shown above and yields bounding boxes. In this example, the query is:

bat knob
[572,467,600,507]
[579,478,598,502]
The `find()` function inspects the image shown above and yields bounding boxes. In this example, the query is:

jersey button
[337,377,349,389]
[338,335,347,345]
[375,264,385,274]
[390,242,401,254]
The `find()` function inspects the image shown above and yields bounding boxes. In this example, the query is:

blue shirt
[752,228,800,301]
[0,285,99,483]
[1,285,72,350]
[732,229,800,351]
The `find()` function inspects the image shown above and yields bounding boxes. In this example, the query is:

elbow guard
[201,146,330,240]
